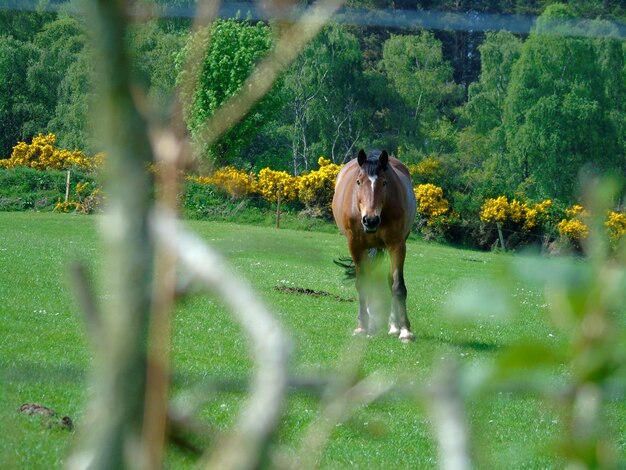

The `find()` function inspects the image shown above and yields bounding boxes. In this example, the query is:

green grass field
[0,212,623,468]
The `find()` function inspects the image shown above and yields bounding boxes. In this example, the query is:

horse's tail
[333,249,385,280]
[333,256,356,279]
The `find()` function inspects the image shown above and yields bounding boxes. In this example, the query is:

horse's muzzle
[362,215,381,232]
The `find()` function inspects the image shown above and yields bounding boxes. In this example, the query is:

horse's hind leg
[388,244,415,343]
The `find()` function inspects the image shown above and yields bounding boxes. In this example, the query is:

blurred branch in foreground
[152,211,291,470]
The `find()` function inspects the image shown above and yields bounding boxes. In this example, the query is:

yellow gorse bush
[298,156,342,209]
[416,157,442,180]
[414,183,449,224]
[605,210,626,244]
[256,167,298,203]
[522,199,552,232]
[200,166,256,199]
[481,196,552,233]
[557,204,589,243]
[480,196,509,224]
[558,218,589,242]
[0,133,100,171]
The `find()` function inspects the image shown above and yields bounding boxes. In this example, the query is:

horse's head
[355,149,389,233]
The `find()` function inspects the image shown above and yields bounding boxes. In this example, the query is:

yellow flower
[414,183,449,224]
[203,166,256,199]
[605,211,626,243]
[1,134,100,171]
[317,156,332,167]
[416,157,441,178]
[297,159,342,209]
[557,218,589,242]
[257,168,298,203]
[508,199,524,224]
[480,196,509,224]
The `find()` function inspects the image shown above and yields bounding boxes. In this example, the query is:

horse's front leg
[349,245,369,336]
[354,269,370,336]
[388,243,415,343]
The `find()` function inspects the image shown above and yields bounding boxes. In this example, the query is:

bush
[256,168,299,204]
[192,167,256,199]
[479,196,554,250]
[0,167,97,211]
[0,133,102,171]
[297,157,341,216]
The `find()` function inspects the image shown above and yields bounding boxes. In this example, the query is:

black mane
[361,158,382,177]
[362,150,386,176]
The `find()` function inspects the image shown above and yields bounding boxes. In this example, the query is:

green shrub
[0,167,97,212]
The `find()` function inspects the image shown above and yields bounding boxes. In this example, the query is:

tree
[128,20,186,110]
[178,18,282,167]
[452,31,522,200]
[502,3,624,202]
[24,16,88,144]
[381,31,462,153]
[281,23,367,172]
[47,50,95,152]
[0,36,37,158]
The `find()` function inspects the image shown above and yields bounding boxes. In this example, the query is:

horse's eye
[382,181,387,186]
[356,179,361,185]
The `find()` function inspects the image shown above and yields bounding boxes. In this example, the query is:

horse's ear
[379,150,389,170]
[357,149,367,167]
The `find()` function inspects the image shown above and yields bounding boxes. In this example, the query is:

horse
[332,149,417,343]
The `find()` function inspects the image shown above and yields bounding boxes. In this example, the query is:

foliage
[256,167,299,204]
[178,17,281,166]
[0,133,102,171]
[502,4,625,201]
[557,204,590,247]
[0,166,98,212]
[297,157,342,213]
[414,183,450,224]
[193,166,256,199]
[381,31,463,151]
[127,20,186,109]
[0,34,38,159]
[281,23,367,171]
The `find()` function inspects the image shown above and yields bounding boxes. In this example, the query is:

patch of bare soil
[273,285,353,302]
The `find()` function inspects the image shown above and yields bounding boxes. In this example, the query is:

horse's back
[389,158,417,232]
[332,161,357,233]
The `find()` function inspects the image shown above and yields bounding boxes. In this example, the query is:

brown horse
[332,149,417,343]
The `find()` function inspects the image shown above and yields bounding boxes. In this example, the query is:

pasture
[0,212,623,468]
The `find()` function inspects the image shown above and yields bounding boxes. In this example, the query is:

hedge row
[1,134,625,252]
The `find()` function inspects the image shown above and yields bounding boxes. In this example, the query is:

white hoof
[399,328,415,343]
[353,327,368,336]
[388,325,400,336]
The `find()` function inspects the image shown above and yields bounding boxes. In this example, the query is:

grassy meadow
[0,212,623,468]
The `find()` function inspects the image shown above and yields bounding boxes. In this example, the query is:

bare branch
[427,364,472,470]
[151,211,292,470]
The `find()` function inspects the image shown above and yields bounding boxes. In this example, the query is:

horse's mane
[361,159,379,177]
[361,150,387,176]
